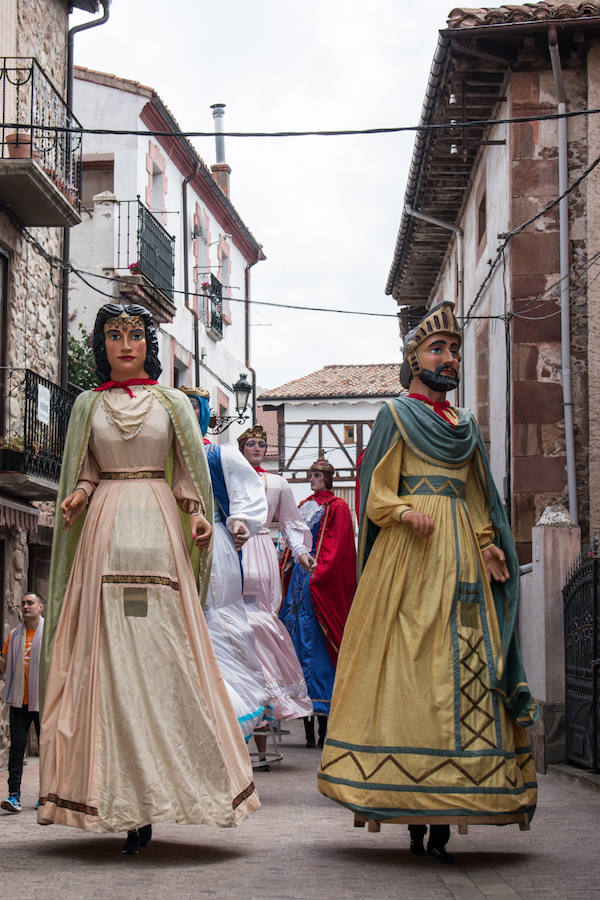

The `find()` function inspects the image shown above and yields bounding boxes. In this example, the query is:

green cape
[39,385,214,709]
[358,395,538,727]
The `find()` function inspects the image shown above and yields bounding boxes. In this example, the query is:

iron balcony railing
[116,198,175,301]
[0,368,75,484]
[208,273,223,337]
[0,58,82,207]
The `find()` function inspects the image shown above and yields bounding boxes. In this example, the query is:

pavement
[1,719,599,900]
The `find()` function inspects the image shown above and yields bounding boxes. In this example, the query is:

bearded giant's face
[415,333,461,393]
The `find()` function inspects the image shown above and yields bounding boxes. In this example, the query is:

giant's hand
[298,553,317,576]
[60,489,87,529]
[191,512,212,551]
[482,544,509,583]
[230,520,250,550]
[402,510,435,538]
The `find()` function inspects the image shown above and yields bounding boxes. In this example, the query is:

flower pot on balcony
[5,131,39,160]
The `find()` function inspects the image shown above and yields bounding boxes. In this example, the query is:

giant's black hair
[92,303,162,383]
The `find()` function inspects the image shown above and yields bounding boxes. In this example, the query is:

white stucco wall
[271,397,387,505]
[435,103,511,499]
[68,74,255,431]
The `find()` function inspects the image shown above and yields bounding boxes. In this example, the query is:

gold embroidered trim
[102,574,180,591]
[232,781,256,810]
[39,793,98,816]
[99,470,166,480]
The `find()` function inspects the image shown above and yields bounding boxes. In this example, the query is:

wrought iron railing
[208,272,223,337]
[115,198,175,301]
[563,538,600,770]
[0,368,75,484]
[0,58,82,207]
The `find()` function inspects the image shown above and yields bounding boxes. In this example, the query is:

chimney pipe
[210,103,231,197]
[210,103,226,163]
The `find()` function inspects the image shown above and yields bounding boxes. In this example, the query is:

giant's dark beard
[419,364,460,394]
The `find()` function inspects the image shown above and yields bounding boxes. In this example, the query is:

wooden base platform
[353,812,530,833]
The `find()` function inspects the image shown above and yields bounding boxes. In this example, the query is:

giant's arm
[464,449,495,551]
[221,445,268,536]
[365,440,413,527]
[276,476,312,560]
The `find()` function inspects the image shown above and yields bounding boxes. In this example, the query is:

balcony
[0,369,75,500]
[206,273,224,340]
[0,58,82,227]
[115,198,176,322]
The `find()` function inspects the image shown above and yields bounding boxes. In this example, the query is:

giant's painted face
[104,314,148,381]
[415,333,461,394]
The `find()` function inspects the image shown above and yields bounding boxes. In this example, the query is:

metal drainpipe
[403,204,464,405]
[182,162,201,385]
[244,264,258,423]
[548,25,578,524]
[61,1,110,388]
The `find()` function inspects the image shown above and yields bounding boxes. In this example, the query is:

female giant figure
[38,303,259,853]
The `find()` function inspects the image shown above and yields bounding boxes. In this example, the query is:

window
[477,191,487,246]
[343,424,355,444]
[80,159,114,209]
[173,358,189,390]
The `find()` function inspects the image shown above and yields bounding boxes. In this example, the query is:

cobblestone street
[1,719,599,900]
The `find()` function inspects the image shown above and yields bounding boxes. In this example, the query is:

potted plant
[5,130,38,160]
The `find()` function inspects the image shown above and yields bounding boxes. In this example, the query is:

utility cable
[6,105,600,139]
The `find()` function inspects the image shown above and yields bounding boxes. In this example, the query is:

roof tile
[447,1,600,29]
[258,364,402,401]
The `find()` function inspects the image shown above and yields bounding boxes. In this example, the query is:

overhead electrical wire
[5,137,600,327]
[463,150,600,324]
[6,105,600,140]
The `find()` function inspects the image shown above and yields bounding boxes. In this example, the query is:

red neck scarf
[408,392,455,428]
[252,465,267,474]
[94,377,158,399]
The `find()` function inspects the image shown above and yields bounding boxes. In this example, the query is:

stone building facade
[386,1,600,562]
[0,0,101,762]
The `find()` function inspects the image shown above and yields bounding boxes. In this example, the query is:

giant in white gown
[204,442,268,739]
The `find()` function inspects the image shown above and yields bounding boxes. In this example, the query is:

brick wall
[510,67,589,561]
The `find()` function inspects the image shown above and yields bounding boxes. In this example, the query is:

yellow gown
[318,414,537,824]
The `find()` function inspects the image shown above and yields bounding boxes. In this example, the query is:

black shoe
[427,844,454,864]
[138,824,152,847]
[410,838,426,856]
[305,739,316,748]
[121,830,140,855]
[257,756,271,772]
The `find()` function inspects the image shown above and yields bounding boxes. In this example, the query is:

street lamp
[209,373,252,434]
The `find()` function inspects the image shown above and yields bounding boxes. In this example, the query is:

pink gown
[241,471,313,720]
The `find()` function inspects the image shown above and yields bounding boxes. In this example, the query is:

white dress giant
[204,443,269,739]
[39,388,259,833]
[241,471,313,720]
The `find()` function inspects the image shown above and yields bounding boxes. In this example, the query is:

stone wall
[16,0,68,94]
[0,0,68,767]
[0,212,62,380]
[586,40,600,537]
[510,66,589,561]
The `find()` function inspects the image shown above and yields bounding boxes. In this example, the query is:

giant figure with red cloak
[279,459,356,748]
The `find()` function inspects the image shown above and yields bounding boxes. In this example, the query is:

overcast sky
[70,0,507,391]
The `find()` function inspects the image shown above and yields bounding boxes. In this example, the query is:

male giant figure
[318,302,538,863]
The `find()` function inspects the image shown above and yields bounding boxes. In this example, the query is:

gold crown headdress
[309,458,334,475]
[238,424,267,450]
[178,386,210,399]
[103,314,145,333]
[401,301,461,386]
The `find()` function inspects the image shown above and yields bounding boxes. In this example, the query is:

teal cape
[39,385,214,709]
[358,395,538,727]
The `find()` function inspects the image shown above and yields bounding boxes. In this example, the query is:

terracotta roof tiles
[447,1,600,29]
[258,364,402,401]
[255,408,279,457]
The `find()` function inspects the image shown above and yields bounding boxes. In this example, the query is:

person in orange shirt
[0,593,44,813]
